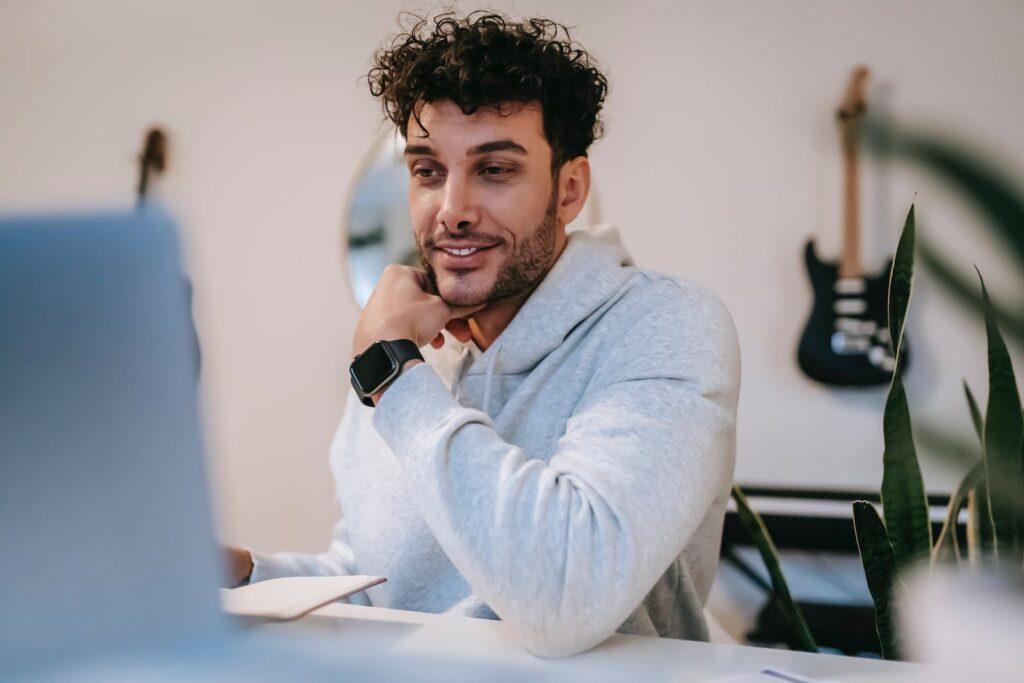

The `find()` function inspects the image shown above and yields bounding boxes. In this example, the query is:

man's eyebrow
[402,140,529,157]
[403,144,435,156]
[469,139,528,156]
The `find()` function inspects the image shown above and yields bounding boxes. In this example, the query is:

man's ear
[556,156,591,226]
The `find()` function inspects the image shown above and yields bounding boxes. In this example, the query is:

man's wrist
[352,325,408,362]
[372,358,424,405]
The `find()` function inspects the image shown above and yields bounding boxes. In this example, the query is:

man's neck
[466,293,530,351]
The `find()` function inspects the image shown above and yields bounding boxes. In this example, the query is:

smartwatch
[349,339,424,407]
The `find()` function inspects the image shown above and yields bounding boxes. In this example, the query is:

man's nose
[436,176,479,232]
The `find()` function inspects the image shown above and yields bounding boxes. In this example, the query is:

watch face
[350,342,398,395]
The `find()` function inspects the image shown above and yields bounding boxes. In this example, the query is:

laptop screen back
[0,209,228,673]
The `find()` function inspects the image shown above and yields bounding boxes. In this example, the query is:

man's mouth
[435,243,499,267]
[440,245,494,256]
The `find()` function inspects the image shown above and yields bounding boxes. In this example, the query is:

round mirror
[344,131,600,308]
[345,131,418,307]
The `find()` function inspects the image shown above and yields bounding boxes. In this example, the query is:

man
[226,12,740,658]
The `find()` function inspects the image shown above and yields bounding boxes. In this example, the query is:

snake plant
[733,123,1024,659]
[851,125,1024,658]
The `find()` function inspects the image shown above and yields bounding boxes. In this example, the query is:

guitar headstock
[836,66,869,146]
[136,126,167,204]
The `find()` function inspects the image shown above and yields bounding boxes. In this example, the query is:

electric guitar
[797,67,907,387]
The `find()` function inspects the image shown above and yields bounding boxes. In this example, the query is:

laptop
[0,208,543,681]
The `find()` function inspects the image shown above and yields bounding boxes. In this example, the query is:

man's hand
[352,264,484,360]
[222,545,254,587]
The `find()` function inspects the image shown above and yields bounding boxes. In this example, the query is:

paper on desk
[700,677,788,683]
[221,575,386,621]
[701,674,835,683]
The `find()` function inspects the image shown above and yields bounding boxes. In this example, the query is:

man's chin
[436,278,492,308]
[440,292,490,308]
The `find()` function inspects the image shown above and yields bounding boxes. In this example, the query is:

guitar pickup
[834,278,867,295]
[833,298,868,315]
[835,317,878,335]
[831,331,872,354]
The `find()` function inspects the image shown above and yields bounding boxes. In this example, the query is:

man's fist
[222,545,254,587]
[351,264,484,359]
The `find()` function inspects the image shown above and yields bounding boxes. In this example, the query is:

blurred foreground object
[901,566,1024,682]
[0,208,418,680]
[0,208,227,676]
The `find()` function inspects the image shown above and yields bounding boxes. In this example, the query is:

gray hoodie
[250,224,741,658]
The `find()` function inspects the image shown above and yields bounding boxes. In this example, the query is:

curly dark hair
[367,11,608,170]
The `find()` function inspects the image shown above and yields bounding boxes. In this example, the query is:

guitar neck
[839,128,861,280]
[836,67,868,281]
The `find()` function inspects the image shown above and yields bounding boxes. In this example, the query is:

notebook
[222,576,386,621]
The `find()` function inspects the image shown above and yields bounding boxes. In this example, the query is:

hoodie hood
[461,223,635,375]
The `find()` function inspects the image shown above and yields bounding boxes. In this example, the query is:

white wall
[3,1,1022,553]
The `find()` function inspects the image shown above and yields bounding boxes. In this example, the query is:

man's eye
[413,168,436,178]
[482,166,512,177]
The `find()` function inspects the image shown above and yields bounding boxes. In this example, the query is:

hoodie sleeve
[371,280,740,657]
[247,515,361,586]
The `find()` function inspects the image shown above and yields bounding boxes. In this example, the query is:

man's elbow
[512,614,620,659]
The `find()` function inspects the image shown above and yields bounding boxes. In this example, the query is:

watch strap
[385,338,424,368]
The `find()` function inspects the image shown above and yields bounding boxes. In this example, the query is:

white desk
[260,602,923,682]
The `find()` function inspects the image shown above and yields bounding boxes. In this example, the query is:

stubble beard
[418,185,559,307]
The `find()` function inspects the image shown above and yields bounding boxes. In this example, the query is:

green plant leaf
[853,501,902,660]
[887,206,916,360]
[865,122,1024,273]
[967,483,996,563]
[979,272,1024,563]
[730,486,818,653]
[962,380,995,562]
[913,422,979,467]
[919,239,1024,345]
[964,381,985,443]
[882,370,933,568]
[881,207,932,568]
[933,461,984,563]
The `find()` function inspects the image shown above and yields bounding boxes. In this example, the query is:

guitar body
[797,239,907,387]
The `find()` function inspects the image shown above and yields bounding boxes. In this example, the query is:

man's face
[404,99,564,307]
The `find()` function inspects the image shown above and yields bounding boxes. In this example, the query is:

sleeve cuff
[371,361,463,462]
[248,549,292,584]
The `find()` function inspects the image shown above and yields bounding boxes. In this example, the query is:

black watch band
[349,339,424,407]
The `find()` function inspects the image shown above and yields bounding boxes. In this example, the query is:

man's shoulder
[590,269,741,382]
[608,269,736,338]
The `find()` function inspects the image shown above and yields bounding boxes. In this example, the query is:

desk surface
[261,602,922,682]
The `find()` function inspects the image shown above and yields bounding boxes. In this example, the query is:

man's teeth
[444,247,479,256]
